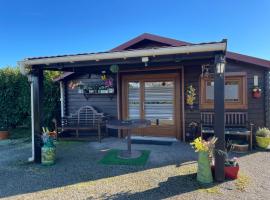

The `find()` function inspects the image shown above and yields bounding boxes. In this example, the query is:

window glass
[144,81,174,126]
[128,81,140,119]
[205,80,240,102]
[225,81,239,102]
[206,81,214,100]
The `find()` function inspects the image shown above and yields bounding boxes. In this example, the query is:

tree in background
[0,67,60,130]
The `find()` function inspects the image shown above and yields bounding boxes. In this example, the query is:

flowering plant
[186,85,196,106]
[253,86,261,93]
[68,81,79,89]
[42,127,56,146]
[190,137,217,154]
[225,157,239,167]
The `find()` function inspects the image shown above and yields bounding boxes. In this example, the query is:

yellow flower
[190,137,209,152]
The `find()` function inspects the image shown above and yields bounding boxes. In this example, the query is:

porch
[19,40,227,180]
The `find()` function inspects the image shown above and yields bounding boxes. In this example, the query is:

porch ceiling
[19,40,227,72]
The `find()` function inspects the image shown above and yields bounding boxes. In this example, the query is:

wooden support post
[32,68,44,163]
[214,54,226,182]
[116,72,122,138]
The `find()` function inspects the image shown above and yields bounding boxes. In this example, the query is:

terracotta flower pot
[0,130,9,140]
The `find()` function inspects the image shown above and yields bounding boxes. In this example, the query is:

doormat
[99,149,150,166]
[131,139,173,146]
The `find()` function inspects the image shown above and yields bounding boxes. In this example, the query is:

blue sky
[0,0,269,67]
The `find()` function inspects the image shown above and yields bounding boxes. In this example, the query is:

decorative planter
[197,152,213,184]
[211,165,239,180]
[42,143,56,165]
[0,130,9,140]
[231,144,249,153]
[252,91,261,98]
[224,166,239,179]
[256,136,270,149]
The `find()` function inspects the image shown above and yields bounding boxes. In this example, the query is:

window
[200,73,247,109]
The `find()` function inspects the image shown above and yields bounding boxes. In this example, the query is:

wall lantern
[215,56,226,75]
[142,57,149,67]
[201,64,210,78]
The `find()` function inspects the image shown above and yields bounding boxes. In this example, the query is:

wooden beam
[181,66,185,142]
[32,68,44,163]
[214,54,226,181]
[39,52,216,71]
[116,72,122,138]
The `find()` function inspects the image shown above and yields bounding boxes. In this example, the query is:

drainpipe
[60,81,65,118]
[28,75,35,162]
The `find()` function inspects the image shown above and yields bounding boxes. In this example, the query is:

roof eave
[19,42,227,68]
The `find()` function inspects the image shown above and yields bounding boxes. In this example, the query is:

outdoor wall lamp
[142,56,149,66]
[215,55,226,75]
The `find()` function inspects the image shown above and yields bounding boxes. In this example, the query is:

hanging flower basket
[252,87,261,98]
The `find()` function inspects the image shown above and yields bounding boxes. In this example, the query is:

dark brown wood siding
[184,61,266,134]
[63,61,267,138]
[65,74,117,117]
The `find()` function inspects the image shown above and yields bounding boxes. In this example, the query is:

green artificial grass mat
[99,149,150,166]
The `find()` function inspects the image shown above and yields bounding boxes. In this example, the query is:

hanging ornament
[101,70,107,80]
[110,64,119,73]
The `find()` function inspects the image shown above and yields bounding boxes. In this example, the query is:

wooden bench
[55,106,108,142]
[201,112,253,150]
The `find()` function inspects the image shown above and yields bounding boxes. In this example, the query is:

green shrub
[0,67,60,130]
[256,127,270,138]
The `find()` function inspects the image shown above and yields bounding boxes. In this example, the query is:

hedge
[0,67,60,129]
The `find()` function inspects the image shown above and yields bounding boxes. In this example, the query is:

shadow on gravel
[86,173,224,200]
[0,140,212,199]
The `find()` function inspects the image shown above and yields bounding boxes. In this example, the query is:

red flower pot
[252,91,261,98]
[224,166,239,179]
[211,165,239,180]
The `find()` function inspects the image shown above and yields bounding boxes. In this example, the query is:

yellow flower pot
[256,136,270,149]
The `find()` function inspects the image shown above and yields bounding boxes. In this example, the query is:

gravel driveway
[0,138,269,200]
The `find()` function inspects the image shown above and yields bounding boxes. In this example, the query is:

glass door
[144,81,174,126]
[127,81,141,119]
[123,74,179,137]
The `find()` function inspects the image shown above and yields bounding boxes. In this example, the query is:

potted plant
[211,146,240,180]
[256,127,270,149]
[190,137,217,184]
[224,157,239,179]
[0,120,9,140]
[252,86,262,98]
[186,85,196,109]
[41,127,57,165]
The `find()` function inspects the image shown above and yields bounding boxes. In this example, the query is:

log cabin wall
[63,61,267,138]
[64,74,118,118]
[184,60,266,135]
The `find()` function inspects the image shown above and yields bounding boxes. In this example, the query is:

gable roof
[111,33,189,51]
[111,33,270,68]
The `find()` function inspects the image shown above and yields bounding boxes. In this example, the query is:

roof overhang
[18,41,227,72]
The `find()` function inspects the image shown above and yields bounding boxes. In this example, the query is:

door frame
[121,72,181,139]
